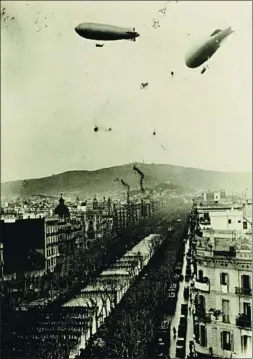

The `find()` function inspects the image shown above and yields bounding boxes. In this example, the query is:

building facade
[192,206,252,358]
[0,215,84,278]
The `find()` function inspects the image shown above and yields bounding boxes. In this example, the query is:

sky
[1,0,252,182]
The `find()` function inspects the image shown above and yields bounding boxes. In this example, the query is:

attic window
[228,219,232,224]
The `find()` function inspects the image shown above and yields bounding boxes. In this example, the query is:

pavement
[169,238,195,359]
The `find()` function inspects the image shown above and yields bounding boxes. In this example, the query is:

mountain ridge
[1,163,252,199]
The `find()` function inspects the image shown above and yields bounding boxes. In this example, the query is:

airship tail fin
[228,26,234,35]
[126,36,136,42]
[210,29,222,37]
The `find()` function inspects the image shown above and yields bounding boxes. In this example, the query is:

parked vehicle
[176,338,185,347]
[181,304,188,316]
[179,315,187,326]
[176,338,186,358]
[176,346,186,358]
[178,324,187,339]
[184,286,189,300]
[179,274,184,281]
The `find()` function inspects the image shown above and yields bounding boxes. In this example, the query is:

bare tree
[148,235,163,257]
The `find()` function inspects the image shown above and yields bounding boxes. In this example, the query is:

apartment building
[202,190,226,203]
[193,213,252,358]
[0,215,84,278]
[112,202,143,231]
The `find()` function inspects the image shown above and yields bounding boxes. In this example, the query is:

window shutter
[231,331,234,352]
[221,331,224,350]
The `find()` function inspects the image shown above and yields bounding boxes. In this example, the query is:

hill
[1,163,252,199]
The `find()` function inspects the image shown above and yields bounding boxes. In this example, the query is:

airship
[185,27,234,68]
[75,22,140,42]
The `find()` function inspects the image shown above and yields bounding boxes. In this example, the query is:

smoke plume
[121,179,130,194]
[133,165,145,193]
[114,178,131,201]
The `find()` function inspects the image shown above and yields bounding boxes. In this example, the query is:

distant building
[113,202,142,231]
[0,218,46,276]
[198,203,251,234]
[202,190,226,203]
[54,195,70,218]
[0,214,84,278]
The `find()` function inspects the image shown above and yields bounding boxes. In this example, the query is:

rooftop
[197,230,252,254]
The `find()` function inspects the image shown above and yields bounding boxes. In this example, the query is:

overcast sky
[1,0,252,182]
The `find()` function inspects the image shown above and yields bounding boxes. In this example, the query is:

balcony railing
[199,220,211,225]
[214,250,236,257]
[222,314,230,324]
[236,314,252,329]
[235,287,252,296]
[195,309,212,323]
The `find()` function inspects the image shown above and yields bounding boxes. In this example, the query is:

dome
[54,195,70,218]
[93,196,98,209]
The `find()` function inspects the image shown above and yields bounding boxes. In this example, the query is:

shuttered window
[221,331,233,351]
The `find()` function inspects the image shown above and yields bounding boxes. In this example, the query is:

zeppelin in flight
[185,26,234,68]
[75,22,140,42]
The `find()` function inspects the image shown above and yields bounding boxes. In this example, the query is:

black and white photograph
[1,1,252,358]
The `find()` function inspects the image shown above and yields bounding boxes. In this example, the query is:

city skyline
[1,0,252,182]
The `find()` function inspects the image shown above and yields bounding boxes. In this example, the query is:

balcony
[222,314,230,324]
[195,279,210,293]
[214,250,236,257]
[236,314,252,329]
[195,310,212,323]
[199,220,211,226]
[235,287,252,296]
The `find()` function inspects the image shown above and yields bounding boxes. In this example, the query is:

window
[200,325,207,347]
[242,275,250,290]
[199,270,204,281]
[243,221,248,230]
[204,213,209,220]
[242,335,252,355]
[221,331,232,351]
[220,273,229,285]
[222,300,230,323]
[243,303,251,319]
[228,219,232,224]
[199,295,206,312]
[238,220,241,223]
